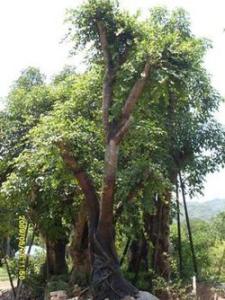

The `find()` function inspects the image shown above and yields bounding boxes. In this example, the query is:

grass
[0,267,9,281]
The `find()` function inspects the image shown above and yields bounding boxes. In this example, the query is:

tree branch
[97,21,115,136]
[114,61,151,144]
[57,142,99,233]
[113,116,132,144]
[97,21,113,70]
[122,61,151,118]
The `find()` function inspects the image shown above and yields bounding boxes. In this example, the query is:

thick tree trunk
[128,236,148,283]
[144,194,171,281]
[143,194,172,300]
[90,139,138,300]
[28,192,68,278]
[69,203,90,286]
[70,226,90,286]
[46,237,68,277]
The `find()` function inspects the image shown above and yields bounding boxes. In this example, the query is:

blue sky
[0,0,224,201]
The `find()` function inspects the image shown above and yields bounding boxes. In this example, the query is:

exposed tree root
[91,256,138,300]
[90,236,138,300]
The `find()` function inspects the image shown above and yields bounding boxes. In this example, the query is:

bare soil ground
[0,280,16,300]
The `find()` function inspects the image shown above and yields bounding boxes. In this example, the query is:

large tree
[58,1,215,298]
[1,2,225,299]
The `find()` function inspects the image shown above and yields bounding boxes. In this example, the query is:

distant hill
[181,198,225,221]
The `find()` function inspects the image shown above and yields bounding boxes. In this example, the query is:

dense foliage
[0,1,225,299]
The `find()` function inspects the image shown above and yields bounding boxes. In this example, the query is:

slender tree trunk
[176,180,183,278]
[6,236,11,257]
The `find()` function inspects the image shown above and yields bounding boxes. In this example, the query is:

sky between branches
[0,0,224,201]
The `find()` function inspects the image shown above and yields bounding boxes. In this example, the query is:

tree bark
[27,190,69,278]
[46,237,68,277]
[128,236,148,283]
[91,139,138,300]
[69,203,90,286]
[57,142,99,261]
[144,194,171,281]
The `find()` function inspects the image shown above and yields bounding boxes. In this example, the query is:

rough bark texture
[128,237,148,283]
[144,194,171,281]
[69,204,90,286]
[57,145,138,299]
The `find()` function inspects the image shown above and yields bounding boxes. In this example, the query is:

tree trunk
[176,180,183,278]
[6,236,11,257]
[69,203,90,286]
[144,193,171,281]
[128,236,148,283]
[90,140,138,300]
[46,237,68,277]
[143,194,172,300]
[57,38,151,296]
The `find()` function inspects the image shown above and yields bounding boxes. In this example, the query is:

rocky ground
[0,280,225,299]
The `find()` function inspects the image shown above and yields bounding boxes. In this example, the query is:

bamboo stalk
[178,171,198,277]
[176,179,183,278]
